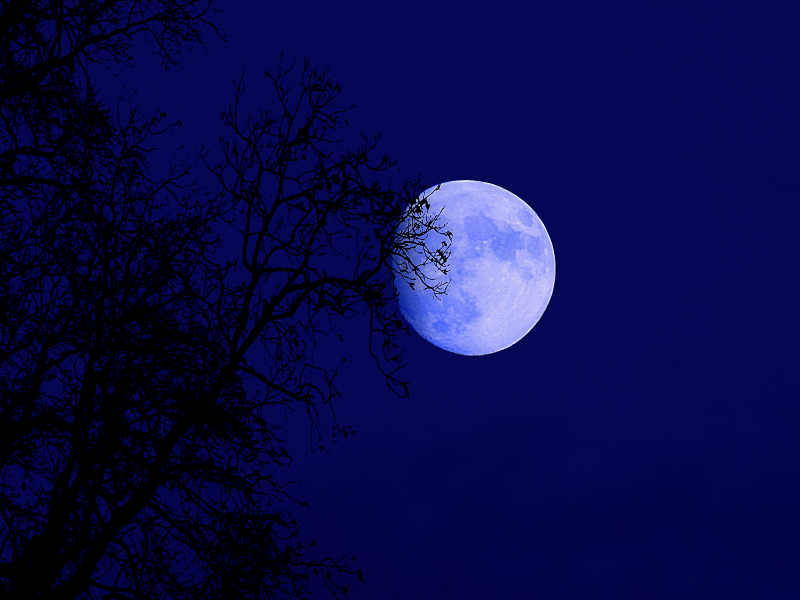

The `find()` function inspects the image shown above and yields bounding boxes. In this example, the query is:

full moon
[393,180,555,356]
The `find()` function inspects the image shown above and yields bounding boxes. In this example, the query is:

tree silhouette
[0,2,451,599]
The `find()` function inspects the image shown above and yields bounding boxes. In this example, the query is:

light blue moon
[393,180,555,356]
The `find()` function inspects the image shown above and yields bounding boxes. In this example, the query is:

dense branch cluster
[0,2,450,600]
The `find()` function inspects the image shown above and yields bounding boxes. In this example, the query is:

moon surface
[393,180,555,356]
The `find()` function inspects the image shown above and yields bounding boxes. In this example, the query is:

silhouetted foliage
[0,2,450,599]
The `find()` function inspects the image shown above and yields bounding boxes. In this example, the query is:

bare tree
[0,2,451,599]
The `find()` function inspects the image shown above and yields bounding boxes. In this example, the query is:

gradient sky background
[87,1,800,598]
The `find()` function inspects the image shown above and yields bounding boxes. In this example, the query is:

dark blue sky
[90,1,800,598]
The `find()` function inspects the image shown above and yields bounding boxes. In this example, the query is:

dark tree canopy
[0,2,450,599]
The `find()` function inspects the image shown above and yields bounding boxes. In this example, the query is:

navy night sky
[87,1,800,598]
